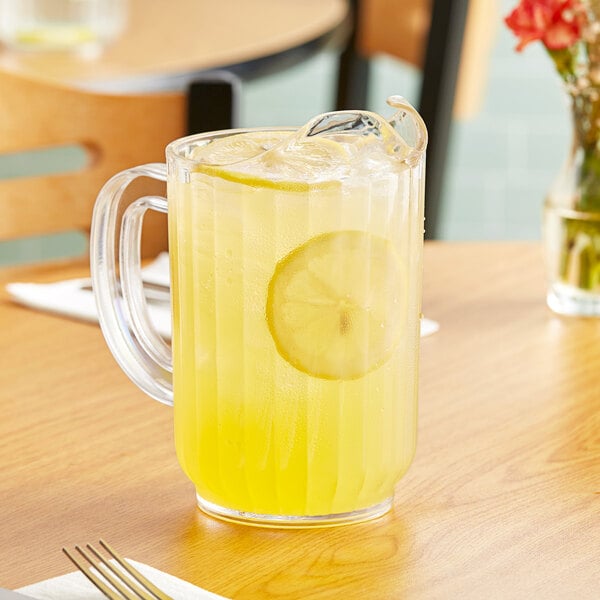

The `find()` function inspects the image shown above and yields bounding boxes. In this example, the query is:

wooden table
[1,242,599,599]
[0,0,348,91]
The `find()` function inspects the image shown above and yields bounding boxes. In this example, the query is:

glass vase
[544,128,600,316]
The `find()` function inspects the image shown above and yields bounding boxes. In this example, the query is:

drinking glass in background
[0,0,128,53]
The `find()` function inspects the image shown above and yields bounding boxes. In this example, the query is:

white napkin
[17,559,228,599]
[5,253,172,339]
[420,317,439,337]
[133,252,170,287]
[5,252,439,338]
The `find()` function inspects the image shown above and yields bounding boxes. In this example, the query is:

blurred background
[0,0,573,265]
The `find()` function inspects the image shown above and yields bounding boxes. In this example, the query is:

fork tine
[62,546,122,600]
[98,540,172,600]
[64,541,172,600]
[85,543,156,600]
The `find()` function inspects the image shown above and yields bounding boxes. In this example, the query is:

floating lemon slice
[193,132,349,191]
[16,25,97,46]
[266,231,404,380]
[190,131,289,165]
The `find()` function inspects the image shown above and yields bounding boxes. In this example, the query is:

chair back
[356,0,498,118]
[0,70,186,258]
[337,0,498,238]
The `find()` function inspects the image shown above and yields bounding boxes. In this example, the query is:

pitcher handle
[90,163,173,406]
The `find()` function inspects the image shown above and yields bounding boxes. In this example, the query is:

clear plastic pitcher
[90,96,427,527]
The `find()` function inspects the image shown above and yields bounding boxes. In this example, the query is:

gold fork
[62,540,173,600]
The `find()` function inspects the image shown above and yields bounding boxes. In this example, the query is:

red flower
[505,0,586,51]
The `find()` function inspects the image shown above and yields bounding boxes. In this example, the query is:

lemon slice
[266,231,404,380]
[193,133,349,191]
[16,25,97,46]
[190,131,289,165]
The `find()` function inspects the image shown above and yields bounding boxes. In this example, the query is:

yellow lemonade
[168,126,423,523]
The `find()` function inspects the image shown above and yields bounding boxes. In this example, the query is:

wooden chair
[336,0,498,239]
[0,69,187,264]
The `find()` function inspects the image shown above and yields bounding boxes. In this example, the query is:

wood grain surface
[0,0,348,86]
[0,242,599,599]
